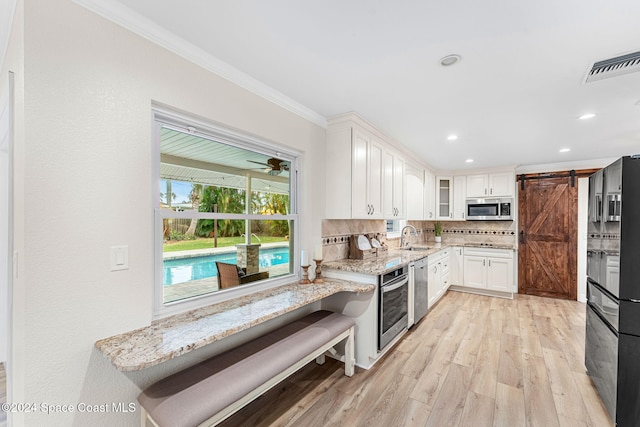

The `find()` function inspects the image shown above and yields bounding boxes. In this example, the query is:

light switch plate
[110,245,129,271]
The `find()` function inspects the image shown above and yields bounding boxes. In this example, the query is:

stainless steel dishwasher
[413,257,428,324]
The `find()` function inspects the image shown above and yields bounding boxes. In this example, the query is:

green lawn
[163,236,288,252]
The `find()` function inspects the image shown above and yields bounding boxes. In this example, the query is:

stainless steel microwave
[466,198,513,220]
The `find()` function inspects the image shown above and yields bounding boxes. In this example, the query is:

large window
[153,108,298,317]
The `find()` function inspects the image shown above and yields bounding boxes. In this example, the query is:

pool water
[163,246,291,285]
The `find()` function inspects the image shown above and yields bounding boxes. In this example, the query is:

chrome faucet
[400,225,418,248]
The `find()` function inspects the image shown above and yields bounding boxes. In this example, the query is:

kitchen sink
[400,246,431,251]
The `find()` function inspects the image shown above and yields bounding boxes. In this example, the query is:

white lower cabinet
[463,247,514,293]
[450,246,464,286]
[428,249,450,308]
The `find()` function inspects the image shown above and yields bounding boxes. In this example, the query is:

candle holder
[313,259,324,283]
[300,265,311,284]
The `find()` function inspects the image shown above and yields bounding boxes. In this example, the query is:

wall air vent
[585,51,640,83]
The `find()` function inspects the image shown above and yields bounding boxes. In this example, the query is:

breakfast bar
[95,278,374,371]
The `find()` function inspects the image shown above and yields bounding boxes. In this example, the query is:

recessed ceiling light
[578,113,596,120]
[465,159,474,163]
[559,148,571,153]
[447,134,458,141]
[440,54,462,66]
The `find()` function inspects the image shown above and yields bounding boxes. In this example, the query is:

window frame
[386,219,404,239]
[152,106,300,319]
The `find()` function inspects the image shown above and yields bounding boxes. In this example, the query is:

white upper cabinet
[466,171,515,198]
[393,155,405,218]
[325,118,384,219]
[436,175,466,220]
[327,115,518,221]
[453,175,467,221]
[352,130,383,218]
[325,113,412,220]
[383,149,405,219]
[405,164,424,220]
[466,174,489,197]
[435,176,453,220]
[424,171,435,220]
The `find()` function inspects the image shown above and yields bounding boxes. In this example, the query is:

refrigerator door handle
[630,299,640,303]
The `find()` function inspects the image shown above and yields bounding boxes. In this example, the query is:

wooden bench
[138,310,356,427]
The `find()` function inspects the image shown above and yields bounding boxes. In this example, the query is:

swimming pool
[163,246,291,286]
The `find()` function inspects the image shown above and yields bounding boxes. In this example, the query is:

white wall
[0,90,8,364]
[1,2,23,425]
[577,177,588,302]
[5,0,326,425]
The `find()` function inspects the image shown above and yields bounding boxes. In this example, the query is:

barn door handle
[519,231,525,244]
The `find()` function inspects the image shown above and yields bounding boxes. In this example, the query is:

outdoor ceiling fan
[247,158,290,176]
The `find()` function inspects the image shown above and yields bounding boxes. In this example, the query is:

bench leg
[345,326,355,377]
[140,407,160,427]
[315,353,326,365]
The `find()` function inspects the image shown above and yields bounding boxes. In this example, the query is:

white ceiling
[63,1,640,170]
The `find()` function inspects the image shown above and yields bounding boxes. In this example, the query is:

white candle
[301,250,309,266]
[314,244,323,260]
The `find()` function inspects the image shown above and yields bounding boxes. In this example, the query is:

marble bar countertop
[323,244,515,276]
[95,279,375,371]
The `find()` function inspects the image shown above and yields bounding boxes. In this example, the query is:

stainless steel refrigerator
[586,155,640,426]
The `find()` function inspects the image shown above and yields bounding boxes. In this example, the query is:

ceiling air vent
[585,51,640,83]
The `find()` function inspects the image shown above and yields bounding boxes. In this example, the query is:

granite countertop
[323,247,442,275]
[95,279,375,371]
[323,244,515,276]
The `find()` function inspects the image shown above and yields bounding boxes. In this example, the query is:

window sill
[386,231,401,239]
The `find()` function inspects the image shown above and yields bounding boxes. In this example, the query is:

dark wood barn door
[518,173,580,300]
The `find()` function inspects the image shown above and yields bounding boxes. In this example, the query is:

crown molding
[72,0,327,128]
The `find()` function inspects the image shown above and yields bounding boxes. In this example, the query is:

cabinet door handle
[371,205,375,215]
[483,259,486,267]
[488,260,491,267]
[485,188,487,195]
[490,188,493,195]
[519,230,525,244]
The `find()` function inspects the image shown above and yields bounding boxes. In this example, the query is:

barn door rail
[518,169,594,191]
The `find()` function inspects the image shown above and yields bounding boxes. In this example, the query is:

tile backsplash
[322,219,386,262]
[322,219,517,262]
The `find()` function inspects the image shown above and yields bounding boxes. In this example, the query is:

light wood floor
[220,290,613,427]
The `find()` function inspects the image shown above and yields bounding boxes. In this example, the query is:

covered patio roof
[160,128,291,194]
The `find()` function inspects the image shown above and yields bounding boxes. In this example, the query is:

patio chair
[215,262,270,289]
